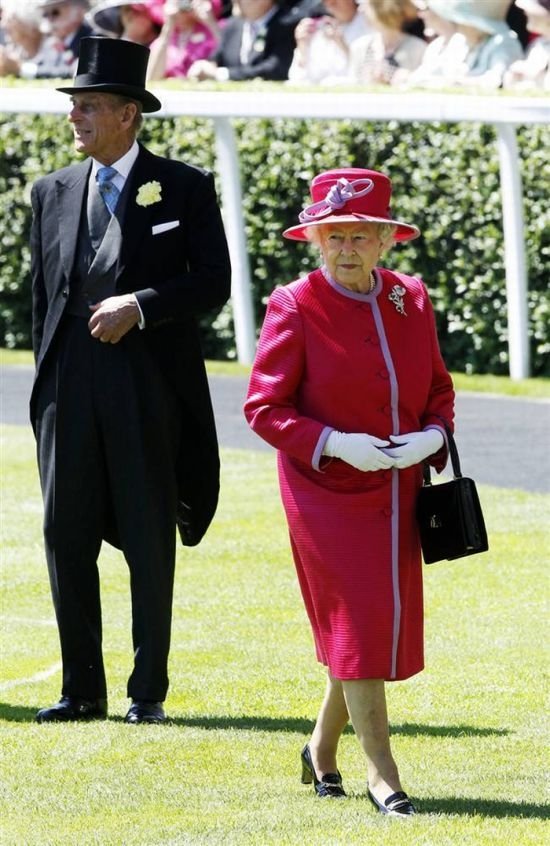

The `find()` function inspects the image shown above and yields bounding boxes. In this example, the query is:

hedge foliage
[0,111,548,374]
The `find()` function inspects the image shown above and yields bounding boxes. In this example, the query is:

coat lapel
[55,160,91,281]
[116,146,158,281]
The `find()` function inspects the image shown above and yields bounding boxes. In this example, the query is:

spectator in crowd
[26,0,93,78]
[0,0,43,77]
[348,0,426,85]
[287,0,371,84]
[148,0,222,79]
[395,0,458,86]
[446,0,523,87]
[396,0,523,89]
[88,0,164,45]
[504,0,550,88]
[188,0,297,80]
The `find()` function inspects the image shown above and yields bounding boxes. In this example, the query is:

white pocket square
[152,220,180,235]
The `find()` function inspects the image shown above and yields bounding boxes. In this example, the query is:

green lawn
[0,425,548,845]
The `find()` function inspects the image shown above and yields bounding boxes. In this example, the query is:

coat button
[61,288,69,298]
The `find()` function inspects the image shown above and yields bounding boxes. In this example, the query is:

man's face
[68,93,135,164]
[41,2,85,39]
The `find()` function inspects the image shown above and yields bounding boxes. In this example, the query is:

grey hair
[110,95,144,134]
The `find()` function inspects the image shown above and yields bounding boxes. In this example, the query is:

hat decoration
[283,168,420,242]
[299,178,375,223]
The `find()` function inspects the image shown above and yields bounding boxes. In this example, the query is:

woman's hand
[323,431,394,472]
[384,429,444,469]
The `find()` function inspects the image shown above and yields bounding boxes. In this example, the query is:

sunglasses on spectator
[42,8,63,18]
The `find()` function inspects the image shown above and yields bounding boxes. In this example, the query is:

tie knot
[97,166,118,187]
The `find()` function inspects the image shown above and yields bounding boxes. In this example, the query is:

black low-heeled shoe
[300,744,347,798]
[367,789,416,816]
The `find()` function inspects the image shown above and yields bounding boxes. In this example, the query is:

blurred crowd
[0,0,548,90]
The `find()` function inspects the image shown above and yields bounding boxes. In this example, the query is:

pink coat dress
[244,266,455,681]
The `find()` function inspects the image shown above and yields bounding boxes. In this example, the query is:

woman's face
[317,222,385,291]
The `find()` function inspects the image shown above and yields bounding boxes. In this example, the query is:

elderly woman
[244,168,454,815]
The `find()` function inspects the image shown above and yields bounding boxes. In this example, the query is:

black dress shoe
[367,789,416,816]
[124,700,166,724]
[35,696,107,723]
[300,744,346,798]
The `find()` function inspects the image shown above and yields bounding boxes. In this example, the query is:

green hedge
[0,111,548,374]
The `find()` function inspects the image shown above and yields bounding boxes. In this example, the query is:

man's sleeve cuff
[133,294,146,329]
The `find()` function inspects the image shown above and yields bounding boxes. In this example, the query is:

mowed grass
[0,425,548,846]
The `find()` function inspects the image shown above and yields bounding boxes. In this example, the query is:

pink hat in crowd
[283,169,420,242]
[88,0,165,37]
[88,0,222,36]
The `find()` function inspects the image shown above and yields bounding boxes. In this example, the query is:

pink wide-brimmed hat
[283,168,420,242]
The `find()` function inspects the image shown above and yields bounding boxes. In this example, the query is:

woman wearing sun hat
[430,0,523,88]
[244,168,454,816]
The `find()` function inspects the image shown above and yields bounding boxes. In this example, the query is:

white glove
[323,431,394,472]
[384,429,444,469]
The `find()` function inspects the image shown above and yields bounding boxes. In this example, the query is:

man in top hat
[23,0,92,79]
[30,36,231,724]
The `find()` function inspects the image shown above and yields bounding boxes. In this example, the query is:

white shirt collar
[90,140,140,182]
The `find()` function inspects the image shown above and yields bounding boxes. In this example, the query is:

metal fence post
[496,123,530,379]
[213,116,256,365]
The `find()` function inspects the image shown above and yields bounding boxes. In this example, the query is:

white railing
[1,86,549,377]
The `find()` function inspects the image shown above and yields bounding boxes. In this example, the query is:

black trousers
[35,317,181,701]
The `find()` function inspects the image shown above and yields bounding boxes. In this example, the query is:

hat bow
[299,177,374,223]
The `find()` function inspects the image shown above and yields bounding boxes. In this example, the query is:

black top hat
[57,37,161,113]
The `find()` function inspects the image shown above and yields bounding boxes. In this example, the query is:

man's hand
[88,295,140,344]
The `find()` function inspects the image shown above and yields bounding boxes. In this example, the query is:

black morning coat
[30,143,232,547]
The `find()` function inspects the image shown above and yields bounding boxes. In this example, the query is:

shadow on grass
[169,714,509,739]
[419,796,550,820]
[0,704,511,742]
[0,703,39,722]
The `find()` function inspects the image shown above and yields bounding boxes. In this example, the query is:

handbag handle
[422,420,461,486]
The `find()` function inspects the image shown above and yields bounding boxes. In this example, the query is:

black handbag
[416,425,488,564]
